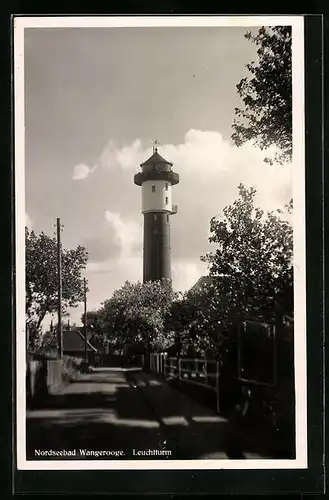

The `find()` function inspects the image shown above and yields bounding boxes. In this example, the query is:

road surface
[26,367,275,460]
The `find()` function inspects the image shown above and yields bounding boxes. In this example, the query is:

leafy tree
[81,310,107,352]
[164,292,195,335]
[164,293,195,357]
[166,283,230,359]
[201,184,293,328]
[26,322,43,352]
[38,328,59,357]
[201,187,295,432]
[26,227,88,343]
[81,310,102,330]
[99,279,178,356]
[231,26,292,164]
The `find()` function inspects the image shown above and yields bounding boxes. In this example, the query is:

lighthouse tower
[134,143,179,283]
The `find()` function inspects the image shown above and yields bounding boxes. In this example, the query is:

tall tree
[99,279,177,354]
[81,310,102,331]
[201,184,293,327]
[26,227,88,344]
[165,285,228,358]
[81,310,107,352]
[231,26,292,164]
[201,186,295,428]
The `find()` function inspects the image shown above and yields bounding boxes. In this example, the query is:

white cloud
[116,139,143,170]
[104,211,142,257]
[25,212,33,228]
[96,138,146,172]
[93,129,292,211]
[172,259,208,292]
[85,212,142,281]
[72,163,97,180]
[77,129,292,310]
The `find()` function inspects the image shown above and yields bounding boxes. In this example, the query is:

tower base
[143,212,171,282]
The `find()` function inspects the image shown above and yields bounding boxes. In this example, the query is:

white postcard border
[14,15,307,471]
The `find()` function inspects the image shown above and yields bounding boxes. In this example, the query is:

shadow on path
[26,368,291,461]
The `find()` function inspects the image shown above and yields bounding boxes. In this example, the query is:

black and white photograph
[15,15,307,470]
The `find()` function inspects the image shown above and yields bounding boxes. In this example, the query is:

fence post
[216,361,220,414]
[178,358,182,381]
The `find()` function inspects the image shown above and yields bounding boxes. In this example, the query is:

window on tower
[152,185,155,192]
[165,197,168,204]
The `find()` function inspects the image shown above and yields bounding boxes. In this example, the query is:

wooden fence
[149,353,220,413]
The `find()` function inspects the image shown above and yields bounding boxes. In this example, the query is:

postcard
[14,15,307,472]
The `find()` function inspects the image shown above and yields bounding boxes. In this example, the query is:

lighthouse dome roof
[140,151,173,173]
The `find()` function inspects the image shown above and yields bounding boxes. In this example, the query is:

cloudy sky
[24,26,292,327]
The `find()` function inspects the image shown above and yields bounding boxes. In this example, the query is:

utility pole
[57,218,63,359]
[84,277,88,364]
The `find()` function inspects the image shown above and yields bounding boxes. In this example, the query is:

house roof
[189,274,230,294]
[62,329,98,353]
[188,275,217,294]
